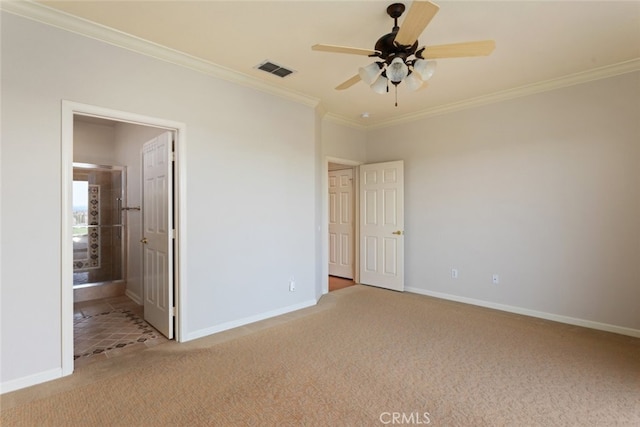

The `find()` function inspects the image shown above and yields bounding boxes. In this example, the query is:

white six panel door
[359,161,404,291]
[142,132,174,339]
[328,168,354,279]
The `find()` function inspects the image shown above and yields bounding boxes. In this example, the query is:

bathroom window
[72,180,90,263]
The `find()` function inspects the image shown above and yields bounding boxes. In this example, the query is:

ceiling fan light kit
[404,72,424,91]
[412,58,437,81]
[312,0,495,107]
[387,57,410,83]
[371,75,389,94]
[358,62,384,85]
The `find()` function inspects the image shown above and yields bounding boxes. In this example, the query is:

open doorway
[71,117,170,366]
[323,157,405,295]
[61,101,186,377]
[328,162,356,292]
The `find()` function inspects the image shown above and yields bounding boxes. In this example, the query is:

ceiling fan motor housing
[374,3,420,68]
[374,32,419,60]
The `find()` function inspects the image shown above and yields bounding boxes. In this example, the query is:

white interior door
[359,161,405,291]
[142,131,174,339]
[328,168,354,279]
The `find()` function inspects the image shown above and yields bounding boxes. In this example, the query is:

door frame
[328,167,355,279]
[322,156,362,294]
[61,100,187,376]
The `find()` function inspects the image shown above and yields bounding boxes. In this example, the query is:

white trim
[61,101,188,379]
[0,368,62,394]
[61,104,74,376]
[1,1,318,109]
[406,287,640,339]
[184,299,317,342]
[370,58,640,130]
[323,113,367,131]
[125,289,142,306]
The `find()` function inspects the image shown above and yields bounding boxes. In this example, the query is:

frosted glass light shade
[370,75,388,94]
[386,57,408,83]
[404,72,423,91]
[413,59,437,81]
[358,62,381,85]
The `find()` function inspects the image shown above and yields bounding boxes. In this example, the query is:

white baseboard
[125,289,142,305]
[184,299,318,342]
[1,368,62,395]
[406,287,640,339]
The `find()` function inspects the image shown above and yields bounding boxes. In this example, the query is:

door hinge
[170,306,176,317]
[170,229,176,239]
[171,151,176,162]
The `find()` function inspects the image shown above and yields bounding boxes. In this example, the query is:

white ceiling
[30,1,640,126]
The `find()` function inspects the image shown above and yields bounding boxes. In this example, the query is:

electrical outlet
[289,280,296,292]
[451,269,458,279]
[492,274,499,284]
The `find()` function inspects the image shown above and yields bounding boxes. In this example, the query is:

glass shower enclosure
[72,163,126,287]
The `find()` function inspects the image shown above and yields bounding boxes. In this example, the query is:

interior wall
[73,120,116,165]
[322,119,367,162]
[365,71,640,331]
[319,118,367,292]
[1,11,317,391]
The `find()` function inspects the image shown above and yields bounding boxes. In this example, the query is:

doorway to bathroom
[61,101,187,377]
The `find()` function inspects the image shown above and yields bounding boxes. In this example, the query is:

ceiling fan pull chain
[395,85,398,107]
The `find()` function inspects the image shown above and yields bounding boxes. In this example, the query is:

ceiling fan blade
[421,40,496,58]
[394,1,440,47]
[335,75,362,90]
[312,44,380,56]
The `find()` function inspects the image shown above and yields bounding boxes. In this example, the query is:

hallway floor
[74,295,169,369]
[329,276,356,292]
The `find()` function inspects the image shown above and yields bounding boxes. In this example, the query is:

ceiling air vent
[255,60,295,78]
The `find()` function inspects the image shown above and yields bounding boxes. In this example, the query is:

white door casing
[328,168,354,279]
[359,161,405,291]
[142,132,174,339]
[61,101,185,380]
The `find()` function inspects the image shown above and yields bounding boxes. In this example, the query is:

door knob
[140,237,148,244]
[392,230,404,235]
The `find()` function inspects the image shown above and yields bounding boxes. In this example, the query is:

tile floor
[74,295,169,368]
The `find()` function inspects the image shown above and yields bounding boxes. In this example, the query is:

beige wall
[319,118,367,290]
[2,11,317,390]
[365,72,640,330]
[73,120,116,165]
[322,119,367,163]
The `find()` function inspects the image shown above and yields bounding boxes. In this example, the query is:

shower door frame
[61,100,187,378]
[72,162,127,289]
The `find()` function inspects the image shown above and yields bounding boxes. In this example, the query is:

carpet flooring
[2,285,639,426]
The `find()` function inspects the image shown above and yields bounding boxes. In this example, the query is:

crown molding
[0,0,319,109]
[314,103,328,119]
[369,58,640,130]
[323,112,367,130]
[3,1,637,129]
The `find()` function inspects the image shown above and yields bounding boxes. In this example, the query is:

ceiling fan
[312,0,495,106]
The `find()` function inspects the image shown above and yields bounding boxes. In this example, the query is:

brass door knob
[140,237,148,244]
[392,230,404,235]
